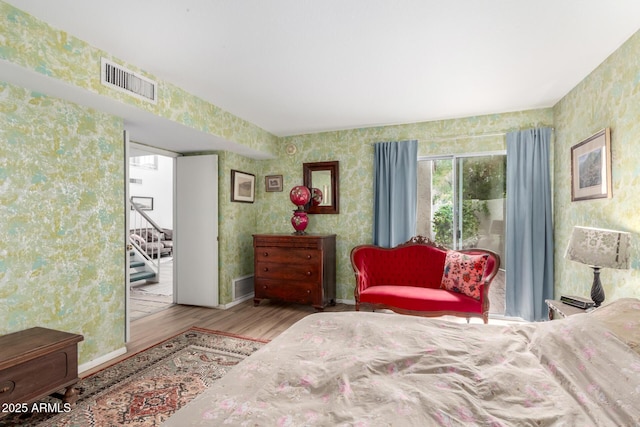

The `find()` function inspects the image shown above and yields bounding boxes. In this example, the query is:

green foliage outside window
[431,156,504,247]
[432,201,489,247]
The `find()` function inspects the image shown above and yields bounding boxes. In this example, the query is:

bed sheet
[164,310,640,426]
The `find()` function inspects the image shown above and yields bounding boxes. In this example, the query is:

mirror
[303,161,339,214]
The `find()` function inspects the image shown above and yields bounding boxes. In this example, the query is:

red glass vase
[290,185,311,207]
[291,209,309,235]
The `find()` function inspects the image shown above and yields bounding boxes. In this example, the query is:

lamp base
[590,267,605,307]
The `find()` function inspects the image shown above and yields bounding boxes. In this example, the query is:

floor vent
[101,58,157,103]
[232,274,254,301]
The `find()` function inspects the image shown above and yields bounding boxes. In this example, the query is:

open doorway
[128,143,176,320]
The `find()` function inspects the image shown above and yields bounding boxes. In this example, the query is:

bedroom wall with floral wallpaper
[255,109,554,302]
[0,1,272,363]
[553,29,640,302]
[0,81,125,364]
[0,1,278,156]
[216,151,259,304]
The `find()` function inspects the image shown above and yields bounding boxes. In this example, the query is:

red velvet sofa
[350,236,501,323]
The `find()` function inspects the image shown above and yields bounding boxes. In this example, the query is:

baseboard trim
[218,293,255,309]
[79,346,127,374]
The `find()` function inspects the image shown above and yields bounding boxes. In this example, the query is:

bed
[164,298,640,426]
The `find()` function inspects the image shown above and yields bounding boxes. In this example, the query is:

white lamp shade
[565,226,630,269]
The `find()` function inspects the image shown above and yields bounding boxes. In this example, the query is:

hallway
[130,256,173,320]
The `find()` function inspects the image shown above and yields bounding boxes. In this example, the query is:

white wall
[129,155,174,229]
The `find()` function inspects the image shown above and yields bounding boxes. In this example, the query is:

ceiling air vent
[101,58,157,104]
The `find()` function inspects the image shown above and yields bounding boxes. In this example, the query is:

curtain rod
[368,127,554,144]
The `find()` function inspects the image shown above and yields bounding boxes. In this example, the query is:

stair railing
[129,197,166,281]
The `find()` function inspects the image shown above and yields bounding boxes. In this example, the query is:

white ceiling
[5,1,640,150]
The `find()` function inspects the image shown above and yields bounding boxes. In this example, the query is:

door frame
[125,140,181,339]
[124,131,131,342]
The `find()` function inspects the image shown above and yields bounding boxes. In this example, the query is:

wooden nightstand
[545,299,593,320]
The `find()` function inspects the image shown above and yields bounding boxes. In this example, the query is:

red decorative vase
[291,209,309,235]
[290,185,311,207]
[310,188,323,206]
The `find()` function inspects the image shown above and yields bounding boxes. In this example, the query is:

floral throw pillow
[441,251,488,300]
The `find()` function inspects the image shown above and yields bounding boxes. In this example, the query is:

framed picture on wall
[231,170,255,203]
[265,175,283,192]
[131,196,154,210]
[571,128,612,201]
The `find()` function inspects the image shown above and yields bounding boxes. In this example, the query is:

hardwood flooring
[82,300,353,376]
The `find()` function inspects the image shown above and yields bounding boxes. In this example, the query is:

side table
[545,299,593,320]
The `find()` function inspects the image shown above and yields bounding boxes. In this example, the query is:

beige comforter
[165,309,640,426]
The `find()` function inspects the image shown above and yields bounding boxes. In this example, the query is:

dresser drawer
[255,247,321,264]
[254,280,317,305]
[0,345,77,404]
[254,235,323,250]
[255,261,320,282]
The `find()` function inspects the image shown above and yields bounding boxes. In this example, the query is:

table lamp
[564,226,630,307]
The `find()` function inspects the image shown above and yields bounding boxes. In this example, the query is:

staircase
[129,197,163,284]
[129,250,157,283]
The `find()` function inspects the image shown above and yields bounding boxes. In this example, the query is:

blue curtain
[373,140,418,247]
[505,128,554,321]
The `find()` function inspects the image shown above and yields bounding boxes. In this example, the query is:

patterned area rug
[0,328,266,427]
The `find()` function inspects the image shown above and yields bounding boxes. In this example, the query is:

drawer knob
[306,254,311,259]
[0,381,15,394]
[307,290,311,294]
[306,271,312,276]
[263,267,269,272]
[263,252,269,257]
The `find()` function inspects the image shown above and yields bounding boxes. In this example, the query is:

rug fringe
[188,326,270,344]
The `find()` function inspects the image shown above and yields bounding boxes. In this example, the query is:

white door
[175,155,219,307]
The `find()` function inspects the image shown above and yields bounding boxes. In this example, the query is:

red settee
[350,236,501,323]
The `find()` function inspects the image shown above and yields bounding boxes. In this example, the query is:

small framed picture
[265,175,283,192]
[570,128,612,201]
[231,170,255,203]
[131,196,153,210]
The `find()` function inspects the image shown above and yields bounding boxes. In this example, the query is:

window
[130,155,158,170]
[417,152,507,315]
[417,153,506,260]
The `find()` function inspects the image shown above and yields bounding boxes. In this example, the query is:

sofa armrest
[458,248,501,313]
[130,233,146,246]
[350,245,374,297]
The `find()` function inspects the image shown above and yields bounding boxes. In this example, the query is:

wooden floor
[83,300,353,376]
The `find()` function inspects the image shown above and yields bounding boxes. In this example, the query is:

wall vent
[232,274,254,301]
[101,58,157,103]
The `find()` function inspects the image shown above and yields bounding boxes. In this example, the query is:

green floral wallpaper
[0,82,125,364]
[0,1,278,156]
[256,109,554,301]
[216,151,259,304]
[553,30,640,302]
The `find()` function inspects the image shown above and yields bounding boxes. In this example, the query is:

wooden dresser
[253,234,336,310]
[0,327,84,406]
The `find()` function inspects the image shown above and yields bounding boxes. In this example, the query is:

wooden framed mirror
[303,161,339,214]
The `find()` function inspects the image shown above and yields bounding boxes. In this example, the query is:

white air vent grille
[232,274,254,301]
[101,58,157,103]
